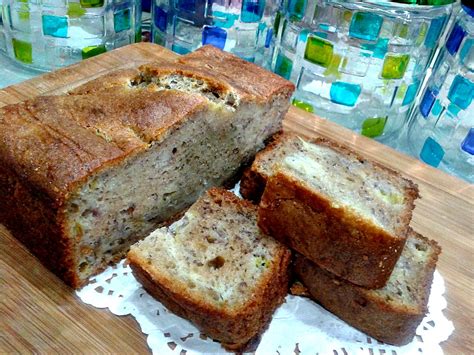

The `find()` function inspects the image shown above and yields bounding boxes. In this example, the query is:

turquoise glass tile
[241,0,265,23]
[42,14,68,38]
[361,38,388,59]
[288,0,307,22]
[330,82,361,107]
[114,8,131,32]
[431,99,443,116]
[213,11,238,29]
[298,28,310,42]
[447,103,461,116]
[424,15,446,49]
[461,128,474,155]
[349,12,383,41]
[460,39,473,63]
[172,43,190,55]
[402,80,420,106]
[274,52,293,80]
[447,75,473,110]
[420,137,445,167]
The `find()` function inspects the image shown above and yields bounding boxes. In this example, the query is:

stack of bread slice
[128,133,441,351]
[241,133,441,345]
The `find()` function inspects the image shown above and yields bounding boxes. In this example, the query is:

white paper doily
[76,260,453,355]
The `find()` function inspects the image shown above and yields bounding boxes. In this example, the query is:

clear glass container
[0,0,142,71]
[272,0,454,141]
[150,0,279,67]
[408,1,473,182]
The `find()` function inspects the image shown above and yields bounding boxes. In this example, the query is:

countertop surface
[0,43,473,354]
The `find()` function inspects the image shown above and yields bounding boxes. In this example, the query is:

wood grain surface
[0,43,472,354]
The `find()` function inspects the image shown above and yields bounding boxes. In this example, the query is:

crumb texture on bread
[128,188,291,350]
[0,46,294,288]
[293,230,440,345]
[256,134,419,288]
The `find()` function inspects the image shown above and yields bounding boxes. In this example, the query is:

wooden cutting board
[0,43,472,354]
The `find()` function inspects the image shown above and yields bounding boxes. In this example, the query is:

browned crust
[293,231,440,345]
[258,171,409,288]
[127,188,292,351]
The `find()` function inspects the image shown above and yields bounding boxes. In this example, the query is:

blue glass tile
[154,6,167,32]
[402,81,420,106]
[420,137,445,167]
[431,99,443,117]
[373,38,389,59]
[114,8,131,32]
[420,87,438,118]
[202,26,227,50]
[172,43,190,55]
[212,11,238,29]
[330,82,361,107]
[349,12,383,41]
[446,23,467,56]
[425,16,446,49]
[177,0,195,12]
[461,128,474,155]
[241,0,265,23]
[42,14,68,38]
[265,28,272,48]
[447,75,473,110]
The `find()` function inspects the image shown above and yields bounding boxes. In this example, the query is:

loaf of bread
[127,188,291,351]
[252,133,419,288]
[0,45,294,288]
[293,230,441,345]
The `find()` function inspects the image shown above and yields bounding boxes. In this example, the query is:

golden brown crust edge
[258,171,408,289]
[128,247,291,352]
[292,232,440,345]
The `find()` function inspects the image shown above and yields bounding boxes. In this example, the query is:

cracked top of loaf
[0,46,294,204]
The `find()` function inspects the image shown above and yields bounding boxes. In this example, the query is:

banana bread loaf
[0,45,294,288]
[254,134,419,288]
[127,188,291,351]
[293,230,441,345]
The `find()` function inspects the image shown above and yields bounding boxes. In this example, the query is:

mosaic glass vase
[272,0,454,141]
[151,0,278,66]
[408,1,473,182]
[0,0,142,71]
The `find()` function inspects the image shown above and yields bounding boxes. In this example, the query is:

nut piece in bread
[293,230,441,345]
[127,188,291,351]
[0,46,294,288]
[254,134,419,288]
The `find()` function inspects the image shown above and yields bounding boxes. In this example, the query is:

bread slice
[293,230,441,345]
[0,46,294,288]
[127,188,291,351]
[254,133,419,288]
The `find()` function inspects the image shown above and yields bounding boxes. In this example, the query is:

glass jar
[0,0,142,71]
[408,0,473,182]
[272,0,454,141]
[150,0,278,67]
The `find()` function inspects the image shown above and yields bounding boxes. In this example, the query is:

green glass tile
[323,53,342,79]
[274,52,293,80]
[80,0,104,8]
[12,38,32,63]
[288,0,307,22]
[114,8,131,32]
[361,117,387,138]
[381,54,410,79]
[273,11,281,36]
[81,45,106,59]
[153,32,165,46]
[292,98,314,113]
[18,3,29,21]
[415,22,428,46]
[135,24,142,42]
[304,36,333,68]
[67,3,86,18]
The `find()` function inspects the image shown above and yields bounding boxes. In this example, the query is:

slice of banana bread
[0,45,294,288]
[254,134,419,288]
[127,188,291,351]
[293,230,441,345]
